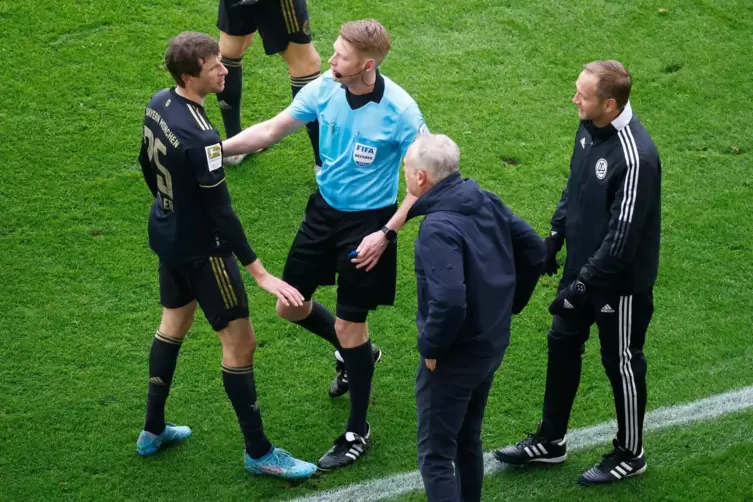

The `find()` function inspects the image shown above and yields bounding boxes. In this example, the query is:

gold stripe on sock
[222,364,254,374]
[155,330,183,345]
[220,56,242,68]
[290,73,320,87]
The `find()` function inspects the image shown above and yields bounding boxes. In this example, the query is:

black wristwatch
[381,226,397,243]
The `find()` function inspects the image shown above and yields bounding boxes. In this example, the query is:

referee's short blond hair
[339,19,391,64]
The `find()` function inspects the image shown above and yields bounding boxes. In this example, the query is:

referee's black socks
[291,72,322,167]
[144,330,183,435]
[222,364,273,459]
[341,339,374,437]
[217,56,244,138]
[294,301,341,350]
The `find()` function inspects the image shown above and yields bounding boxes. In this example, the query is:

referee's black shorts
[159,255,249,332]
[217,0,313,55]
[282,191,398,323]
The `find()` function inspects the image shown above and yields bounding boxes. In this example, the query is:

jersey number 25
[143,126,174,211]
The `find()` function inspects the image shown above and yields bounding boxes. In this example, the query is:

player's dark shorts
[283,191,398,323]
[217,0,312,55]
[159,255,249,332]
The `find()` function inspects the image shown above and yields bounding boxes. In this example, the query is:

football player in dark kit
[494,60,662,486]
[134,31,316,479]
[216,0,322,168]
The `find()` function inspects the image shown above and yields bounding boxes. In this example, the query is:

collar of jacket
[407,172,464,220]
[583,101,633,140]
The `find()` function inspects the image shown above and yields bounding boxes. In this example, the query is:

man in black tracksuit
[494,60,661,486]
[404,133,546,502]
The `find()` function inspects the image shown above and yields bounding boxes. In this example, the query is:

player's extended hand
[255,273,305,307]
[352,231,389,272]
[425,358,437,372]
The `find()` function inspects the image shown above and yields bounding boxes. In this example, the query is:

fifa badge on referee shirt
[353,143,377,166]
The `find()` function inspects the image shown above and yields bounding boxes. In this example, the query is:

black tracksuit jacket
[552,104,661,294]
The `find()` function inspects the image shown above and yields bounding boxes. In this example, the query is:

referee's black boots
[329,345,383,398]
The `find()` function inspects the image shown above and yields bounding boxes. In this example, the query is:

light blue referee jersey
[286,69,427,211]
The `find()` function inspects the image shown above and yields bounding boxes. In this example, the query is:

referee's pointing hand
[352,231,389,272]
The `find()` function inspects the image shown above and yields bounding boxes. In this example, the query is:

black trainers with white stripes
[493,431,567,465]
[578,439,646,486]
[317,425,371,471]
[328,345,383,398]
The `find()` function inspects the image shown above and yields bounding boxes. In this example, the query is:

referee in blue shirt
[223,19,427,470]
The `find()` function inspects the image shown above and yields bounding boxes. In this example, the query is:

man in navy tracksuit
[494,60,661,486]
[404,133,546,502]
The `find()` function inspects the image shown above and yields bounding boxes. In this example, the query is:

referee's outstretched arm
[222,111,307,156]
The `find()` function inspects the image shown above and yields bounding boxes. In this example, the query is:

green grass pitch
[1,0,752,500]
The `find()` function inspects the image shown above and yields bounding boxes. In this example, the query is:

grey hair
[408,133,460,183]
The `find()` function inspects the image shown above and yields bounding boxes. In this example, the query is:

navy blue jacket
[407,173,546,363]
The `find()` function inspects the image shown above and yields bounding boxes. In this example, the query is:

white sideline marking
[289,385,753,502]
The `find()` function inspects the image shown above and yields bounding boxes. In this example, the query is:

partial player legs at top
[216,32,254,141]
[216,0,322,167]
[282,42,322,168]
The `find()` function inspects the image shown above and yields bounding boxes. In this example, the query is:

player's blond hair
[338,19,391,64]
[583,60,632,109]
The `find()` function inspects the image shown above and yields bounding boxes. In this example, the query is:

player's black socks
[294,301,341,350]
[217,56,244,138]
[291,72,321,167]
[144,331,183,435]
[340,339,374,437]
[222,364,273,459]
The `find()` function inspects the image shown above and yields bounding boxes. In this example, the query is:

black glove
[549,279,589,317]
[542,231,565,277]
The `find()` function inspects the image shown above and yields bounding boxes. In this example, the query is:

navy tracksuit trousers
[416,354,504,502]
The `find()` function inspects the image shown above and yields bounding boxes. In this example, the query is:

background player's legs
[218,317,273,459]
[217,32,254,139]
[144,301,196,435]
[281,42,322,167]
[540,313,592,440]
[335,316,372,437]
